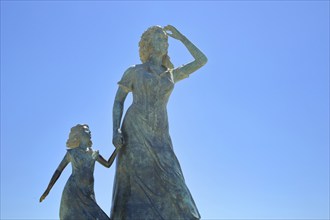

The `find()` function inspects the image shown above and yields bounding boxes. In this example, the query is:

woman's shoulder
[122,64,147,79]
[125,63,146,72]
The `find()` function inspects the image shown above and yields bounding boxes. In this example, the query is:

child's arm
[95,148,120,168]
[39,152,70,202]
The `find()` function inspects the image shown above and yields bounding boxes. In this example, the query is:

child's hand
[39,191,48,202]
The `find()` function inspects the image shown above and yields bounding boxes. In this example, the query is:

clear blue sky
[1,1,329,219]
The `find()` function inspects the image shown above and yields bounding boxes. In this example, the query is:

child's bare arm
[39,152,70,202]
[96,148,120,168]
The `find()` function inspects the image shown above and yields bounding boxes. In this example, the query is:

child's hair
[66,124,89,148]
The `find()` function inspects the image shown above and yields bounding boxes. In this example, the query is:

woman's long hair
[139,26,174,69]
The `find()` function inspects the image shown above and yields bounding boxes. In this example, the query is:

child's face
[82,125,91,138]
[80,126,92,147]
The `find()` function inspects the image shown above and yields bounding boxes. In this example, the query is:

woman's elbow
[199,55,208,66]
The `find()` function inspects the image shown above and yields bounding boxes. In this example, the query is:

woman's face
[151,30,168,56]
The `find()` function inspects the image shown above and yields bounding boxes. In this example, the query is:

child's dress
[60,148,109,220]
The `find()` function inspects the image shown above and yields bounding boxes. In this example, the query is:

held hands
[164,25,185,41]
[113,129,124,149]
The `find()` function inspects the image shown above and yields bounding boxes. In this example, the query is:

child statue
[40,124,118,220]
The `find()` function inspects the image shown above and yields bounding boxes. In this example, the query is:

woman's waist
[124,104,169,130]
[129,102,167,114]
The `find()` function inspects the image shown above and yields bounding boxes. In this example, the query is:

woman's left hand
[164,25,184,41]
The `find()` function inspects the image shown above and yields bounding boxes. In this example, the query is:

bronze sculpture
[40,124,118,220]
[111,25,207,219]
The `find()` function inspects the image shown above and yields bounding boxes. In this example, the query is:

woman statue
[40,124,119,220]
[111,25,207,220]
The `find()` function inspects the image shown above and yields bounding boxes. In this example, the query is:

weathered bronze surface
[111,25,207,220]
[40,124,118,220]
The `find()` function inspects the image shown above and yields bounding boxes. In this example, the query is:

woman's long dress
[111,64,200,220]
[60,148,110,220]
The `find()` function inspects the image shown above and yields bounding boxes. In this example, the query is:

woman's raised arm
[164,25,207,83]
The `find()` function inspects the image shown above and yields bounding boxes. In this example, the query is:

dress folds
[110,65,200,220]
[60,148,109,220]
